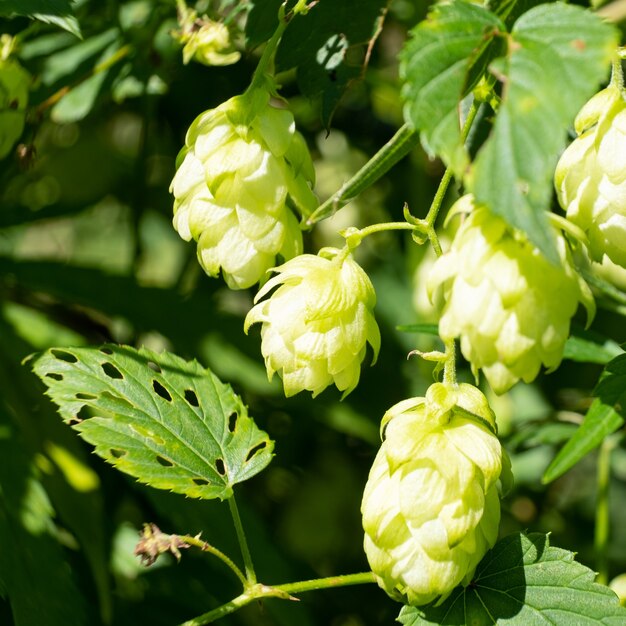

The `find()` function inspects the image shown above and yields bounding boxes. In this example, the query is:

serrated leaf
[400,1,505,175]
[543,353,626,483]
[275,0,388,126]
[31,344,274,501]
[469,4,618,264]
[0,0,81,37]
[398,532,626,625]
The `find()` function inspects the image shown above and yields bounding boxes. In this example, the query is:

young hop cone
[0,57,30,159]
[361,382,503,606]
[170,87,317,289]
[244,247,380,398]
[428,195,594,395]
[178,17,240,66]
[555,82,626,267]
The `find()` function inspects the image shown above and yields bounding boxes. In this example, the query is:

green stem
[249,0,311,92]
[595,437,614,585]
[419,100,480,234]
[178,534,247,587]
[442,338,457,385]
[307,124,420,225]
[228,495,256,585]
[179,572,376,626]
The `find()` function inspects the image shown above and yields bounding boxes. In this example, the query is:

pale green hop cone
[244,247,380,397]
[0,57,30,159]
[170,86,317,289]
[555,82,626,267]
[428,195,594,395]
[361,382,503,606]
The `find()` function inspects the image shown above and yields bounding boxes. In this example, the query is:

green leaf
[50,41,120,123]
[245,0,281,49]
[275,0,388,126]
[31,345,274,501]
[0,0,81,37]
[469,4,618,263]
[543,353,626,483]
[400,0,505,175]
[562,327,623,364]
[399,532,626,625]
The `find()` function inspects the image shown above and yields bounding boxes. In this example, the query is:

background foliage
[1,0,626,625]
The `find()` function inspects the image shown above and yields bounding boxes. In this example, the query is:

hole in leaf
[156,455,174,467]
[215,458,226,476]
[152,380,172,402]
[51,349,77,363]
[76,405,91,421]
[228,412,238,433]
[100,347,113,355]
[76,392,97,400]
[147,361,161,373]
[246,442,267,462]
[101,362,123,379]
[184,389,199,407]
[46,372,63,381]
[110,448,126,458]
[192,478,209,486]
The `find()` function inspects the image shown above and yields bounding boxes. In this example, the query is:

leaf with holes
[398,532,626,625]
[30,345,274,500]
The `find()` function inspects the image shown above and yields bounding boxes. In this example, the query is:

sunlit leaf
[400,0,505,175]
[544,353,626,483]
[0,0,81,37]
[399,532,626,625]
[31,345,274,500]
[469,4,618,263]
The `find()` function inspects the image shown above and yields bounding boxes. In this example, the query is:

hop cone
[555,82,626,267]
[428,195,594,395]
[0,57,30,159]
[179,18,240,66]
[170,87,317,289]
[362,382,503,606]
[244,247,380,397]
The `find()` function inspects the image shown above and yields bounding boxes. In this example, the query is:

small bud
[428,195,594,394]
[170,88,317,289]
[176,13,240,67]
[244,248,380,397]
[0,57,30,159]
[362,383,503,606]
[134,523,190,566]
[555,82,626,267]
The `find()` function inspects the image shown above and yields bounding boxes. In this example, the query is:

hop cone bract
[555,82,626,267]
[170,87,317,289]
[428,195,594,394]
[244,247,380,397]
[361,382,503,606]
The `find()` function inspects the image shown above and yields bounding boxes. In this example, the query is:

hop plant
[555,81,626,267]
[170,87,317,289]
[0,56,30,159]
[244,247,380,397]
[361,382,503,606]
[428,195,594,395]
[177,16,240,66]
